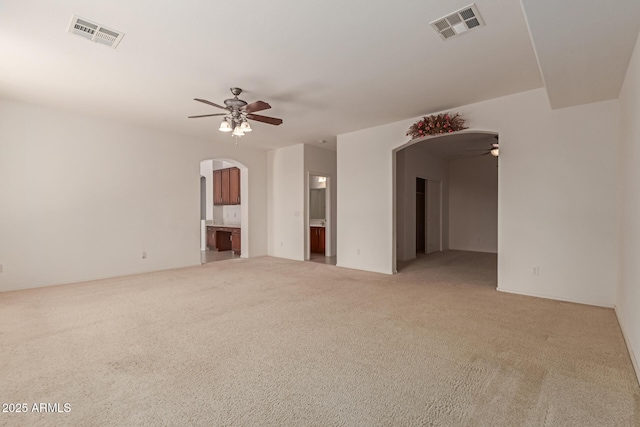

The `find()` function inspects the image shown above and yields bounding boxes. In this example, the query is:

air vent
[430,4,485,41]
[68,15,124,48]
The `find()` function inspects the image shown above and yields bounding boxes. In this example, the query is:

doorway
[307,173,336,265]
[416,178,442,255]
[394,131,498,275]
[199,158,249,264]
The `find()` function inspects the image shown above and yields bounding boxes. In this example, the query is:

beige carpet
[0,251,638,426]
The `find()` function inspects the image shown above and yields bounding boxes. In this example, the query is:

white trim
[496,287,613,308]
[1,263,203,293]
[614,306,640,388]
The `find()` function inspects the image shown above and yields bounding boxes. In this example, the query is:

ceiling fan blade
[467,148,490,151]
[188,113,227,119]
[244,100,271,114]
[194,98,227,110]
[247,113,283,126]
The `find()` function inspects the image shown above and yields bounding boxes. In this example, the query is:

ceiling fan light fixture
[190,88,283,141]
[219,119,232,132]
[232,126,245,137]
[490,147,499,157]
[240,121,252,132]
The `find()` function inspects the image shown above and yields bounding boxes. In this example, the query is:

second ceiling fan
[189,87,283,137]
[467,136,499,157]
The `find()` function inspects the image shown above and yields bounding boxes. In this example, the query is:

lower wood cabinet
[231,229,241,254]
[206,227,216,250]
[310,226,325,254]
[207,226,241,254]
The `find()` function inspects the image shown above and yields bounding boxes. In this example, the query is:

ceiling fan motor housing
[224,98,248,109]
[225,87,247,109]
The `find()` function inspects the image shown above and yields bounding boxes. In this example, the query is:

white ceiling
[0,1,637,150]
[521,0,640,109]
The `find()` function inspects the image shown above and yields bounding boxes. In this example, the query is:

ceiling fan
[468,136,499,157]
[188,87,283,137]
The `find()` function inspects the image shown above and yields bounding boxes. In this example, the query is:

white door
[426,180,441,254]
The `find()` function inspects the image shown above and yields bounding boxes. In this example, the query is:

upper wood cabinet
[213,170,223,205]
[221,168,230,204]
[213,167,241,206]
[229,167,241,205]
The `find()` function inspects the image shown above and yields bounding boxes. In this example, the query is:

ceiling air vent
[431,4,485,41]
[67,15,124,48]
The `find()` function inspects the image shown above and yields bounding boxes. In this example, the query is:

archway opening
[199,158,249,263]
[393,130,499,287]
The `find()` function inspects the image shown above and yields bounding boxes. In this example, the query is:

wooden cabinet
[213,170,223,205]
[207,226,241,254]
[213,167,240,206]
[231,229,241,254]
[310,226,325,254]
[206,227,216,250]
[229,167,241,205]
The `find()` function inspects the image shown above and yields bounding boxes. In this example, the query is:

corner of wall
[614,306,640,387]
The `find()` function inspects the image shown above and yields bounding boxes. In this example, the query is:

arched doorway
[199,158,249,263]
[393,130,499,277]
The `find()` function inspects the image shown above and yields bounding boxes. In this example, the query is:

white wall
[210,160,224,224]
[338,88,619,307]
[304,145,337,258]
[267,144,305,260]
[0,98,268,292]
[396,144,449,262]
[449,155,498,253]
[617,31,640,383]
[199,159,213,250]
[222,205,241,226]
[200,160,214,221]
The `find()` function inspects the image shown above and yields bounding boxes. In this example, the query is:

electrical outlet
[280,241,283,247]
[357,249,361,255]
[142,252,147,259]
[532,266,539,276]
[0,264,3,273]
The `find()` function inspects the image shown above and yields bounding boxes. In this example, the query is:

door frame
[426,179,443,254]
[306,171,332,260]
[416,177,426,253]
[392,129,499,273]
[199,158,249,260]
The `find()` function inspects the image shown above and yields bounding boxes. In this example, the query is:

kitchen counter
[205,222,241,229]
[206,224,241,253]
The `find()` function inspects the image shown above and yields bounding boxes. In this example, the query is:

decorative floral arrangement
[406,113,467,139]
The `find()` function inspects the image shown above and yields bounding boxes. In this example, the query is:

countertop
[205,222,241,229]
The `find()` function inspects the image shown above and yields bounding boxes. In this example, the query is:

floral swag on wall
[406,113,468,140]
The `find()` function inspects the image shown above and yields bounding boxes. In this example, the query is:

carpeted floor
[0,251,638,426]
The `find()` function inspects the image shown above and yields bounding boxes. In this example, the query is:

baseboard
[614,306,640,388]
[496,287,613,308]
[1,263,203,293]
[335,263,393,275]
